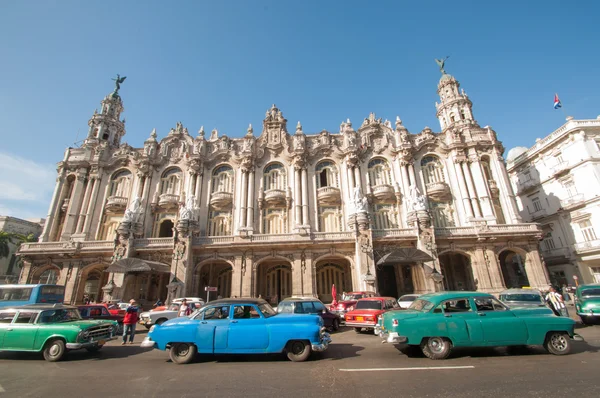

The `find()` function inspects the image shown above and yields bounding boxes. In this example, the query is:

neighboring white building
[18,65,549,306]
[507,116,600,286]
[0,216,44,283]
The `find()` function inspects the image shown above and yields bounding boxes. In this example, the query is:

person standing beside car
[122,299,139,345]
[178,299,192,317]
[546,286,569,317]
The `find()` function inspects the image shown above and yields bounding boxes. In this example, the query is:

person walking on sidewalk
[122,299,139,345]
[546,286,569,317]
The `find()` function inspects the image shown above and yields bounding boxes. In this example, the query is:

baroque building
[0,216,44,283]
[507,116,600,285]
[18,65,549,307]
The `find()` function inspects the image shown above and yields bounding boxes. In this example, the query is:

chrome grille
[84,325,113,340]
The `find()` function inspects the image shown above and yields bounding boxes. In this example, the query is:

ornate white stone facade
[18,68,548,306]
[507,116,600,286]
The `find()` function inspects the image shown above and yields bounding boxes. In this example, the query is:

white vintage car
[139,300,204,329]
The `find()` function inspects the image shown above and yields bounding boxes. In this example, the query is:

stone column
[246,170,255,230]
[292,256,303,296]
[408,163,417,189]
[41,171,66,241]
[61,169,88,240]
[347,165,355,189]
[294,168,302,227]
[470,160,495,219]
[301,168,309,226]
[239,171,248,230]
[303,252,315,297]
[411,264,429,294]
[354,166,362,191]
[81,176,100,238]
[94,180,112,240]
[75,177,94,234]
[484,248,507,293]
[462,162,482,218]
[471,247,494,291]
[490,151,522,223]
[525,248,550,290]
[453,162,474,220]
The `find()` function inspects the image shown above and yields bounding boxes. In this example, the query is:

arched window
[421,156,445,185]
[208,211,232,236]
[318,207,342,232]
[36,268,59,285]
[160,168,182,196]
[263,163,286,191]
[158,219,174,237]
[430,202,455,228]
[480,156,493,181]
[109,169,132,198]
[212,165,234,193]
[450,114,456,123]
[264,208,286,234]
[316,161,339,189]
[372,204,398,229]
[460,109,466,120]
[367,158,392,187]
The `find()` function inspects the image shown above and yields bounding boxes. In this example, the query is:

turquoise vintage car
[575,283,600,325]
[141,298,331,364]
[375,292,581,360]
[0,304,118,361]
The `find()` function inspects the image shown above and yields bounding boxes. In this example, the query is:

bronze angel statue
[434,56,450,75]
[112,74,127,93]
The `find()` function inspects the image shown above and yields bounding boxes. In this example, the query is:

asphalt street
[1,323,599,398]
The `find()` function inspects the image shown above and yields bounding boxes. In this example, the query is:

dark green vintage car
[375,292,581,360]
[575,283,600,325]
[0,304,118,361]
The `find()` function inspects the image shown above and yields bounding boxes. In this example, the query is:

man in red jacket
[122,299,139,345]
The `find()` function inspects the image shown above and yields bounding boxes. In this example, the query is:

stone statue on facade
[351,187,368,214]
[435,56,450,75]
[408,184,428,211]
[111,74,127,94]
[123,197,143,223]
[179,195,198,221]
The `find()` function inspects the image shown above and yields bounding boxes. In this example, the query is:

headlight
[149,325,156,333]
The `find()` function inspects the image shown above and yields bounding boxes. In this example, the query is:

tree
[0,231,36,263]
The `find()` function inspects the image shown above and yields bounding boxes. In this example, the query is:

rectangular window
[563,180,577,198]
[542,234,556,251]
[579,220,597,242]
[532,197,543,212]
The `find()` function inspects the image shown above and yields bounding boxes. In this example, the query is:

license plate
[357,316,364,321]
[98,340,105,345]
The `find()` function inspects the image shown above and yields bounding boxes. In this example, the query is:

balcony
[105,196,128,213]
[134,237,175,249]
[540,247,570,260]
[551,161,571,177]
[560,193,585,210]
[158,193,180,209]
[517,179,538,195]
[425,181,451,201]
[435,223,542,239]
[530,208,547,221]
[487,179,499,197]
[210,191,233,210]
[263,189,287,207]
[371,184,396,202]
[574,239,600,254]
[317,186,341,205]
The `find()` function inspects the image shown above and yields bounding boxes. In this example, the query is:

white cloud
[0,152,56,219]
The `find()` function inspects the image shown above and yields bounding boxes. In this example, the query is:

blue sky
[1,0,599,219]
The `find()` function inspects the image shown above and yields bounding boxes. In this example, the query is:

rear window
[277,301,295,313]
[355,300,382,310]
[38,286,65,303]
[500,294,542,303]
[409,299,435,312]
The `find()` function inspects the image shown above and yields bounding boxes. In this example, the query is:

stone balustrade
[105,196,128,213]
[158,193,180,208]
[209,191,233,210]
[316,186,341,205]
[372,228,417,238]
[560,193,585,209]
[574,239,600,254]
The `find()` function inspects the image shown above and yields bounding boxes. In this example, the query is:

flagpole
[555,93,569,120]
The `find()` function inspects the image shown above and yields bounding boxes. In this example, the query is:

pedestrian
[546,286,569,317]
[122,299,139,345]
[178,299,192,317]
[561,284,571,303]
[154,298,163,308]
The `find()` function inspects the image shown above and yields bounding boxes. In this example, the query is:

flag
[553,93,562,109]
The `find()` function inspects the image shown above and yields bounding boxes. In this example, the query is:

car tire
[156,318,167,326]
[169,343,197,364]
[332,319,340,332]
[86,345,103,353]
[421,337,452,360]
[43,339,66,362]
[354,327,362,333]
[544,332,571,355]
[286,340,311,362]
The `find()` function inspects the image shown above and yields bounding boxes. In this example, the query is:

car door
[2,311,39,350]
[0,311,17,347]
[471,296,528,344]
[195,305,230,354]
[227,305,269,351]
[440,298,484,345]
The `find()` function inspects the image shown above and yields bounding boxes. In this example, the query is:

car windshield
[581,288,600,297]
[399,295,418,302]
[344,294,364,300]
[39,308,82,323]
[277,301,295,313]
[258,303,277,318]
[500,294,542,303]
[355,300,382,310]
[409,299,435,312]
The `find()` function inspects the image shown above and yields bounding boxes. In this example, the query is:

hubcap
[429,337,445,354]
[49,344,60,356]
[551,334,568,351]
[176,344,189,356]
[291,342,305,355]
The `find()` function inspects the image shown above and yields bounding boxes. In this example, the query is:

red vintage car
[344,297,399,333]
[331,291,377,320]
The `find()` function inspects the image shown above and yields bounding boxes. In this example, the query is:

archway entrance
[439,252,475,291]
[193,261,233,299]
[256,262,292,305]
[315,262,352,302]
[376,264,415,298]
[82,268,109,303]
[499,250,530,288]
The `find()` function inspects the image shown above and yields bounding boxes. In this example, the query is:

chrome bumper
[577,312,600,317]
[572,334,585,342]
[345,322,375,329]
[66,336,116,349]
[140,337,157,348]
[380,332,407,344]
[312,332,331,352]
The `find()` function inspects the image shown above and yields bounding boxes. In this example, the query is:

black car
[276,297,341,331]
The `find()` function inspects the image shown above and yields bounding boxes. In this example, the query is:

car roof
[0,303,76,312]
[578,284,600,289]
[499,289,542,295]
[399,294,420,298]
[358,296,395,301]
[417,291,492,301]
[204,298,269,305]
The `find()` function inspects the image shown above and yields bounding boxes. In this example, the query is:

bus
[0,284,65,308]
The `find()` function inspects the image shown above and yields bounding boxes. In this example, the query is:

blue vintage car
[141,298,331,364]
